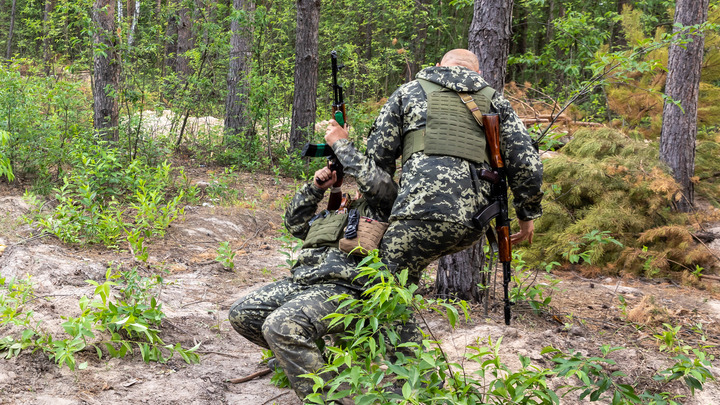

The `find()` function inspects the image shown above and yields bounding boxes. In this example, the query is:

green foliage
[276,223,303,269]
[509,249,560,314]
[0,129,12,182]
[298,252,715,404]
[24,144,185,259]
[561,230,623,265]
[0,268,200,370]
[0,62,91,186]
[215,241,236,270]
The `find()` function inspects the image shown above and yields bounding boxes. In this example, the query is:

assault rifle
[473,114,513,325]
[301,50,346,211]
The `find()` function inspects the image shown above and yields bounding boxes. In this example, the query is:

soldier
[227,129,396,404]
[324,48,543,285]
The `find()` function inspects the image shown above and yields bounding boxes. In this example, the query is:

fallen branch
[226,368,272,384]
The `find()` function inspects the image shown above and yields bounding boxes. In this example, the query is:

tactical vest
[302,197,372,249]
[402,79,495,165]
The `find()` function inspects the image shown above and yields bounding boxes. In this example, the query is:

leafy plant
[215,241,236,270]
[562,230,623,265]
[276,225,303,269]
[509,249,560,314]
[0,268,199,370]
[293,251,716,405]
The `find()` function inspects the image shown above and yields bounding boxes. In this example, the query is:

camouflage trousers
[228,278,358,401]
[380,219,485,284]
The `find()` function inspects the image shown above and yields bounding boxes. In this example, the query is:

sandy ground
[1,171,720,405]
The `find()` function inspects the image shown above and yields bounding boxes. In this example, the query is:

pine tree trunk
[92,0,120,142]
[510,2,527,82]
[225,0,255,143]
[43,0,56,75]
[288,0,320,151]
[468,0,514,92]
[660,0,709,212]
[6,0,17,59]
[176,4,194,77]
[164,0,178,75]
[436,0,514,304]
[436,238,487,302]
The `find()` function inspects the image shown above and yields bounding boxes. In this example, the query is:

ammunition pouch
[338,216,389,256]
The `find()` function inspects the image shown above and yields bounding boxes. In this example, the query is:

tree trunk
[176,4,194,77]
[659,0,709,212]
[43,0,56,75]
[128,0,140,46]
[409,0,430,83]
[468,0,514,93]
[225,0,255,143]
[510,2,527,83]
[164,0,178,75]
[436,0,514,304]
[436,238,487,302]
[288,0,320,151]
[6,0,17,59]
[92,0,120,142]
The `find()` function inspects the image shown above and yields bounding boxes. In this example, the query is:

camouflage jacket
[366,65,543,225]
[283,141,396,289]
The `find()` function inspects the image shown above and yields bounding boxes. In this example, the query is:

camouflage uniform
[367,66,544,283]
[228,140,396,402]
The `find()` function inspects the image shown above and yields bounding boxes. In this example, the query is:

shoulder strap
[458,85,496,128]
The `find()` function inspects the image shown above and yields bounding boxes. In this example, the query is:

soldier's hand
[511,219,534,246]
[324,119,349,147]
[313,167,337,190]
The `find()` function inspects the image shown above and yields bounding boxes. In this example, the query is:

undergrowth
[0,266,200,370]
[527,128,717,278]
[297,252,715,404]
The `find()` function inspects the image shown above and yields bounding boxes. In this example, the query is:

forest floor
[1,166,720,405]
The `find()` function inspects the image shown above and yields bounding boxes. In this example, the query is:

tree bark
[288,0,320,151]
[128,0,140,46]
[659,0,709,212]
[436,238,487,302]
[164,0,178,75]
[468,0,514,93]
[6,0,17,59]
[409,0,430,83]
[176,4,194,77]
[43,0,56,75]
[92,0,120,142]
[509,2,527,83]
[436,0,515,304]
[225,0,255,143]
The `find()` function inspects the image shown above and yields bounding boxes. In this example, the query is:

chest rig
[402,79,496,165]
[302,197,372,249]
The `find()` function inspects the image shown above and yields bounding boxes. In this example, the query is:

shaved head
[439,49,480,71]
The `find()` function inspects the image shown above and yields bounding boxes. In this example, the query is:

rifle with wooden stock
[473,113,513,325]
[301,50,346,211]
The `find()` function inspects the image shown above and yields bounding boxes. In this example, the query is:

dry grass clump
[626,296,671,326]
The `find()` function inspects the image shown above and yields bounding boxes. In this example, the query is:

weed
[215,241,236,270]
[0,268,199,370]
